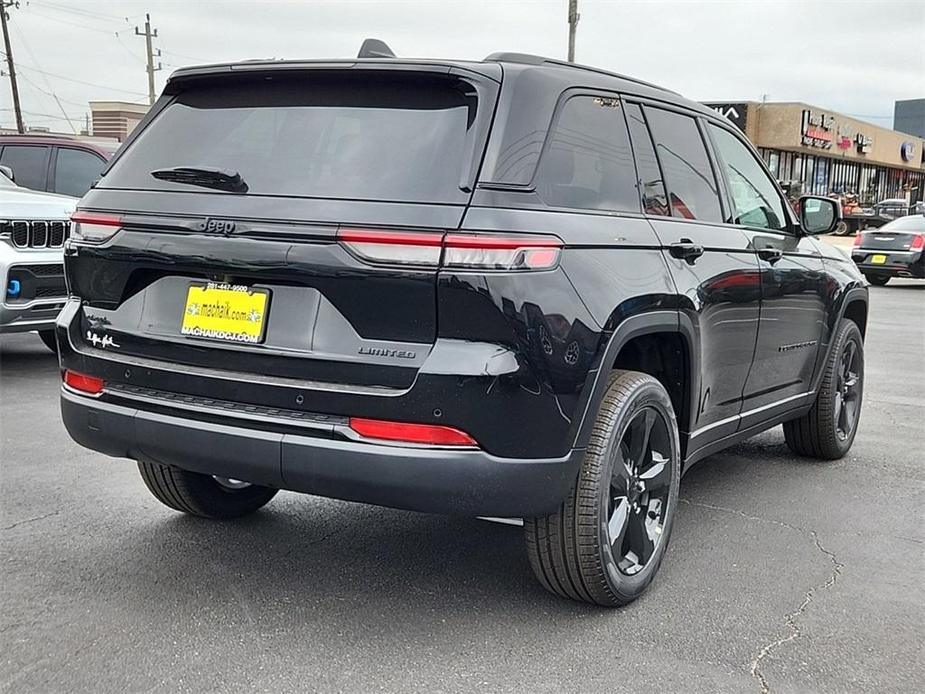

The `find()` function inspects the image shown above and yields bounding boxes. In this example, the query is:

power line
[27,0,135,23]
[23,6,118,34]
[9,17,76,133]
[4,57,148,96]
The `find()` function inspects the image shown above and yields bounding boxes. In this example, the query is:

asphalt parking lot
[1,280,922,694]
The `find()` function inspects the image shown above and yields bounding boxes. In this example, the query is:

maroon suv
[0,135,119,197]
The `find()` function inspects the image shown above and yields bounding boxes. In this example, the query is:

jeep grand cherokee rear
[58,64,593,517]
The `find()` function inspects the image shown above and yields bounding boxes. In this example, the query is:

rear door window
[0,145,50,191]
[643,107,723,223]
[102,75,479,204]
[624,103,669,216]
[534,95,639,213]
[53,147,106,197]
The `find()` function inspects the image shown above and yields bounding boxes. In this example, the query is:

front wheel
[833,221,850,236]
[137,460,278,519]
[864,274,890,286]
[783,319,864,459]
[525,370,680,607]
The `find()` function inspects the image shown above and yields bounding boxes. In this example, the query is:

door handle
[757,247,784,264]
[668,239,704,264]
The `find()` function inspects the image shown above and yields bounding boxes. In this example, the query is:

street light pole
[567,0,579,63]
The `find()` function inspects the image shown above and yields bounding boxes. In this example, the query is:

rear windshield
[101,75,477,204]
[880,215,925,232]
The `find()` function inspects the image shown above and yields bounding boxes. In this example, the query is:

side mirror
[799,195,841,235]
[0,164,14,182]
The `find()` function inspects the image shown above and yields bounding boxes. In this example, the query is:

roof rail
[482,51,677,95]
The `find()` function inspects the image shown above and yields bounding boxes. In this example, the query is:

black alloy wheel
[525,370,680,607]
[607,407,673,576]
[784,319,864,460]
[834,337,861,442]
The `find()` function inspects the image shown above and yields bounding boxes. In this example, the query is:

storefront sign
[802,110,834,149]
[704,102,748,131]
[855,133,873,154]
[900,141,916,161]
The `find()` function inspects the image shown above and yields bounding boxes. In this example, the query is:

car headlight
[70,211,123,243]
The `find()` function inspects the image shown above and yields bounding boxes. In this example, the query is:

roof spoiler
[357,38,396,59]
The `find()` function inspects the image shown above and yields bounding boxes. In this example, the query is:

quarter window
[643,107,723,223]
[709,125,787,230]
[534,95,639,213]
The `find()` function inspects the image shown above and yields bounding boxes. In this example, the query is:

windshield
[102,75,478,204]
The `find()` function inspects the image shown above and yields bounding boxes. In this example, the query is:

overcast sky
[2,0,923,134]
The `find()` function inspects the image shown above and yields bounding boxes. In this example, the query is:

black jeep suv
[57,51,867,607]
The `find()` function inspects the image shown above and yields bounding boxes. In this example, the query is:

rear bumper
[61,388,582,517]
[852,249,925,278]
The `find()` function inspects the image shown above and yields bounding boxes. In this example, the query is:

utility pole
[134,13,161,105]
[1,0,24,133]
[567,0,579,63]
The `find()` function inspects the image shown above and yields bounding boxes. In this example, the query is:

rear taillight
[63,370,105,395]
[853,233,863,247]
[348,417,477,447]
[443,234,562,270]
[70,211,123,244]
[911,234,925,251]
[337,229,562,271]
[337,229,444,267]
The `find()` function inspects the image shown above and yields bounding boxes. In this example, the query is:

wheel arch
[572,310,697,454]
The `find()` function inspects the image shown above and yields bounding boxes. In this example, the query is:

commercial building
[704,101,925,205]
[894,98,925,139]
[89,101,149,142]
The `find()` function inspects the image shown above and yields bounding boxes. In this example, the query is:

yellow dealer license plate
[181,282,270,344]
[870,254,887,264]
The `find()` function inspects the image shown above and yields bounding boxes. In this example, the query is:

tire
[864,274,890,286]
[524,370,681,607]
[833,221,850,236]
[783,319,864,460]
[137,460,278,519]
[38,329,58,353]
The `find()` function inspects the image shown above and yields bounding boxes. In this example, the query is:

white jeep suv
[0,172,77,351]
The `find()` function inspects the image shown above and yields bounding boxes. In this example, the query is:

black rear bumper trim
[61,389,583,517]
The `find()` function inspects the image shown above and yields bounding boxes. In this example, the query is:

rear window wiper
[150,166,248,193]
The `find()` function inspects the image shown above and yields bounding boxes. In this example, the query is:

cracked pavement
[1,280,923,693]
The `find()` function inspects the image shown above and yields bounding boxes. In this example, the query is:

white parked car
[0,171,78,351]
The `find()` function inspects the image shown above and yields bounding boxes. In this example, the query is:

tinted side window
[708,125,787,230]
[0,145,50,191]
[624,103,669,216]
[535,95,639,213]
[643,108,723,223]
[54,147,105,197]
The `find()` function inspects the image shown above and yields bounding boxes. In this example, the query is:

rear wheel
[833,221,850,236]
[38,329,58,353]
[525,370,680,607]
[783,319,863,460]
[137,460,277,519]
[864,274,890,286]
